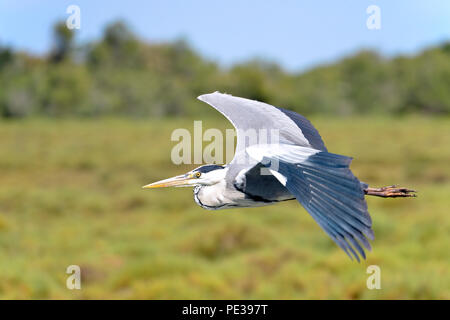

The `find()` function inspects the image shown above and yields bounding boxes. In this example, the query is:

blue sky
[0,0,449,71]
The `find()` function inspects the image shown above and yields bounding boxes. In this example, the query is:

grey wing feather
[233,162,294,202]
[198,92,323,163]
[198,92,372,260]
[248,145,374,262]
[276,107,327,152]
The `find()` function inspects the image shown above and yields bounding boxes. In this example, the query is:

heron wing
[247,144,374,261]
[276,107,327,152]
[198,92,327,165]
[233,162,295,202]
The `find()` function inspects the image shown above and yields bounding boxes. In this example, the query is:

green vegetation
[1,21,450,118]
[0,117,448,299]
[0,19,449,299]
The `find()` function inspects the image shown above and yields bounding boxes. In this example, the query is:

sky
[0,0,449,71]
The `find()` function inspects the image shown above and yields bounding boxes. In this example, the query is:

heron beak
[142,174,194,189]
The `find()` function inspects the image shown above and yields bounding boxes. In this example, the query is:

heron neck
[193,183,228,210]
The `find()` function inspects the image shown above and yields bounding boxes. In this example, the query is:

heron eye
[195,172,201,178]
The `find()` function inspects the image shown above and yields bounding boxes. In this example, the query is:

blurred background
[0,0,449,299]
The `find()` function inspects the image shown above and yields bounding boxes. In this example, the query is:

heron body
[144,92,416,261]
[193,165,295,210]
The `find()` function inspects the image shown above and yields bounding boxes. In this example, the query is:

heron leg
[364,185,417,198]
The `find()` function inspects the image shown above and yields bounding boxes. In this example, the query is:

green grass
[0,116,449,299]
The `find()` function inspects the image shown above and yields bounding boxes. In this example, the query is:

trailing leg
[364,185,417,198]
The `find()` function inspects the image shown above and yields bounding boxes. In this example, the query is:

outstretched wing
[197,92,372,260]
[198,92,327,165]
[247,144,374,262]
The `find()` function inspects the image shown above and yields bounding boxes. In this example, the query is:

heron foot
[364,185,417,198]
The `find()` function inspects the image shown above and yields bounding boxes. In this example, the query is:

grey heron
[143,92,416,261]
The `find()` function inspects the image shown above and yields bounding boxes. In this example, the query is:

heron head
[142,165,226,189]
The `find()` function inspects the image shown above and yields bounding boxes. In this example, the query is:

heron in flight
[143,92,416,261]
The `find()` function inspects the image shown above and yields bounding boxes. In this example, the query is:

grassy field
[0,116,449,299]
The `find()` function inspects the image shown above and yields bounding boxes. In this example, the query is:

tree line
[1,21,449,118]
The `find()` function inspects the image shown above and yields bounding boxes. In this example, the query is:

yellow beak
[142,174,194,189]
